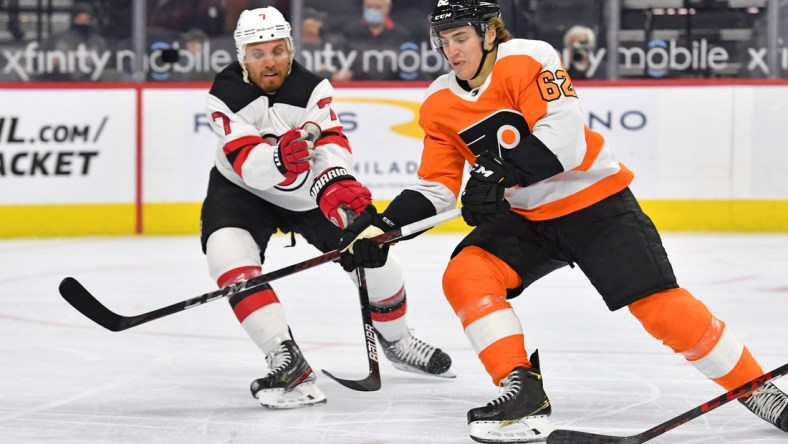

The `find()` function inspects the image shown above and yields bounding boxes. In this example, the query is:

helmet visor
[429,22,486,51]
[241,43,292,64]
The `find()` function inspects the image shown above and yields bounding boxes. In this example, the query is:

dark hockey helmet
[429,0,501,50]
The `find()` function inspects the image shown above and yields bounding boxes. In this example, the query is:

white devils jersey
[206,61,352,211]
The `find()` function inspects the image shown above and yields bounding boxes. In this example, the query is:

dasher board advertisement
[0,88,136,205]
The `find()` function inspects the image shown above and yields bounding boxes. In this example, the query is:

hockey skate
[467,351,553,443]
[250,340,327,409]
[739,381,788,432]
[376,329,455,378]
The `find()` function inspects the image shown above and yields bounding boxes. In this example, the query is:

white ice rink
[1,232,787,443]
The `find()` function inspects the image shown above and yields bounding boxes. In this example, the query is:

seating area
[618,0,766,77]
[0,0,87,42]
[0,0,778,79]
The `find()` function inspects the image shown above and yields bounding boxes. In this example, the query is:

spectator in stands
[748,0,788,78]
[388,0,433,39]
[343,0,415,80]
[563,25,601,80]
[300,7,352,81]
[166,28,216,81]
[191,0,225,36]
[305,0,356,30]
[40,3,113,81]
[147,0,197,34]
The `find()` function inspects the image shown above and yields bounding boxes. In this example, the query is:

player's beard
[251,62,290,93]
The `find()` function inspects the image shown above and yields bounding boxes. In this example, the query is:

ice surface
[1,232,786,443]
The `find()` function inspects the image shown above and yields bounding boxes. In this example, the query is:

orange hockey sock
[629,288,763,390]
[443,246,530,384]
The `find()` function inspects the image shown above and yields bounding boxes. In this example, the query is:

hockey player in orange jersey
[337,0,788,441]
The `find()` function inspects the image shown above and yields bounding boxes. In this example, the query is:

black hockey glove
[461,151,518,226]
[337,205,396,272]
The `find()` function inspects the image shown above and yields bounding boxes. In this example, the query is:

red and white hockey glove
[272,123,320,176]
[310,167,372,229]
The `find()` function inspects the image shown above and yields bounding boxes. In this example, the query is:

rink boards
[1,80,788,237]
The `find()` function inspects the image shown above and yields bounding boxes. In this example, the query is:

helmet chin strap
[442,30,495,86]
[470,44,493,83]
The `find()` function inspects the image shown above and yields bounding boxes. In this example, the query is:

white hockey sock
[349,260,409,342]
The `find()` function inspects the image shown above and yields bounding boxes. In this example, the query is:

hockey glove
[461,151,517,226]
[311,167,372,229]
[337,205,396,271]
[272,123,320,176]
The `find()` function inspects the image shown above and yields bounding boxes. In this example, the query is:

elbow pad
[501,135,564,186]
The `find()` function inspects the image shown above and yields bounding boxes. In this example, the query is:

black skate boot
[376,329,454,377]
[250,340,326,409]
[467,351,553,443]
[738,381,788,432]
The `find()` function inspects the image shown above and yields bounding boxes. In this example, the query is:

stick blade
[547,430,639,444]
[547,430,640,444]
[58,277,125,332]
[321,369,381,392]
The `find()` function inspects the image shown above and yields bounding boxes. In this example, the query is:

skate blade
[469,415,553,443]
[254,381,327,409]
[391,362,457,378]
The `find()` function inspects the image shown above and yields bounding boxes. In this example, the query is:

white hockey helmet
[234,7,293,81]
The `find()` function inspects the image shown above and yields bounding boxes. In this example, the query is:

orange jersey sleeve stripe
[497,54,548,126]
[575,127,606,172]
[513,163,634,220]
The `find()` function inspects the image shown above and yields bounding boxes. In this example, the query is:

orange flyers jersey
[414,38,634,221]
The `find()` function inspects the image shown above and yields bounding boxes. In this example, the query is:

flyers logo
[458,110,529,156]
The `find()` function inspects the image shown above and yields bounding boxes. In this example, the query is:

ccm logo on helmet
[433,13,452,20]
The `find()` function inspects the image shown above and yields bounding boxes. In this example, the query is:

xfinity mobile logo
[300,41,450,81]
[5,38,786,79]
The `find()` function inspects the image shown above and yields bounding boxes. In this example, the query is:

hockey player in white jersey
[199,7,454,409]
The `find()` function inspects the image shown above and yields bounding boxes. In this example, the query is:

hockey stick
[59,208,462,332]
[321,267,381,391]
[546,362,788,444]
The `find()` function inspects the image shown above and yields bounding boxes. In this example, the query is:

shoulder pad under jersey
[208,62,265,114]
